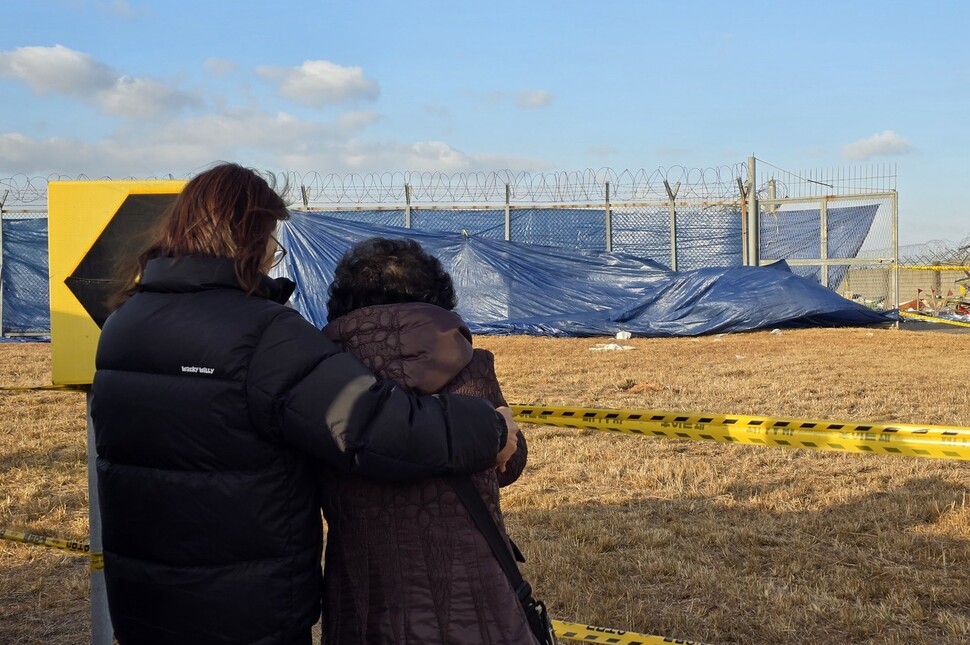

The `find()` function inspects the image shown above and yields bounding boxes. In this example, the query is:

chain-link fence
[0,161,909,335]
[755,161,899,311]
[1,211,49,335]
[305,201,746,270]
[759,193,898,309]
[287,165,749,270]
[611,203,743,271]
[873,237,970,314]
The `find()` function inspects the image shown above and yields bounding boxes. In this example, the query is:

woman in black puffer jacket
[91,163,519,645]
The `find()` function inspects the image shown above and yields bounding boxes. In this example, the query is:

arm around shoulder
[247,309,506,481]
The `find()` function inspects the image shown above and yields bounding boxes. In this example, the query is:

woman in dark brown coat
[319,237,538,644]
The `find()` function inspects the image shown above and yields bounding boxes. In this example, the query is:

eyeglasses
[270,235,287,268]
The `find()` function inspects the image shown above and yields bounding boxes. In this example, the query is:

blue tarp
[760,204,879,286]
[277,212,894,337]
[1,217,49,335]
[0,203,891,338]
[311,203,879,274]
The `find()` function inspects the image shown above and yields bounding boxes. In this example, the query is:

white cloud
[0,131,118,178]
[0,49,541,179]
[98,76,201,118]
[0,44,114,96]
[841,130,914,160]
[515,89,553,109]
[203,58,237,77]
[0,44,198,119]
[318,139,545,174]
[257,60,379,107]
[1,104,545,179]
[140,109,344,156]
[1,109,344,177]
[337,110,381,132]
[405,141,472,170]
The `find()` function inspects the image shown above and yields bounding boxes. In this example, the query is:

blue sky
[1,0,968,246]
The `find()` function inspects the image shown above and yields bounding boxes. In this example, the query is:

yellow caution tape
[2,527,704,641]
[90,552,105,572]
[552,620,707,645]
[511,405,970,461]
[0,384,88,391]
[898,265,970,271]
[899,311,970,328]
[0,527,103,571]
[1,527,91,554]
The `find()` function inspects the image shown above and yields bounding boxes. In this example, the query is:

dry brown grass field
[1,327,969,644]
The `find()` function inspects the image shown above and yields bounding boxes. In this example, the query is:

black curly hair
[326,237,458,322]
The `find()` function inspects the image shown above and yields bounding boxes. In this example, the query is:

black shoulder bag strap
[449,476,526,589]
[449,476,557,644]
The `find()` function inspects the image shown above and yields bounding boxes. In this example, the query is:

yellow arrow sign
[48,180,185,385]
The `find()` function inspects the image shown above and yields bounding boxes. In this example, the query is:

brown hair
[113,163,290,308]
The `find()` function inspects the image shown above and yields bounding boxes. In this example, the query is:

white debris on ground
[590,343,635,351]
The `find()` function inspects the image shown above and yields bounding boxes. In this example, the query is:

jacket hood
[139,256,295,304]
[323,302,474,395]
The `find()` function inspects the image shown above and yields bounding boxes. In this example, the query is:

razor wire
[896,236,970,266]
[1,165,747,208]
[8,161,969,267]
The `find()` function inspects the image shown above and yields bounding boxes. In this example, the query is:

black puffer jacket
[91,256,507,645]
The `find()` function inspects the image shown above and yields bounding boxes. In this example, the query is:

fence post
[0,193,6,336]
[504,183,511,241]
[737,177,748,266]
[404,183,412,229]
[892,191,899,315]
[605,181,612,252]
[767,179,777,213]
[663,180,679,272]
[820,198,829,287]
[87,392,113,644]
[746,156,759,266]
[300,185,309,210]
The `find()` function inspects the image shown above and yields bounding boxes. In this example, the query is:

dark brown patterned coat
[320,302,536,644]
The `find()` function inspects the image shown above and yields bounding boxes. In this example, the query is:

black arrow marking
[65,193,177,328]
